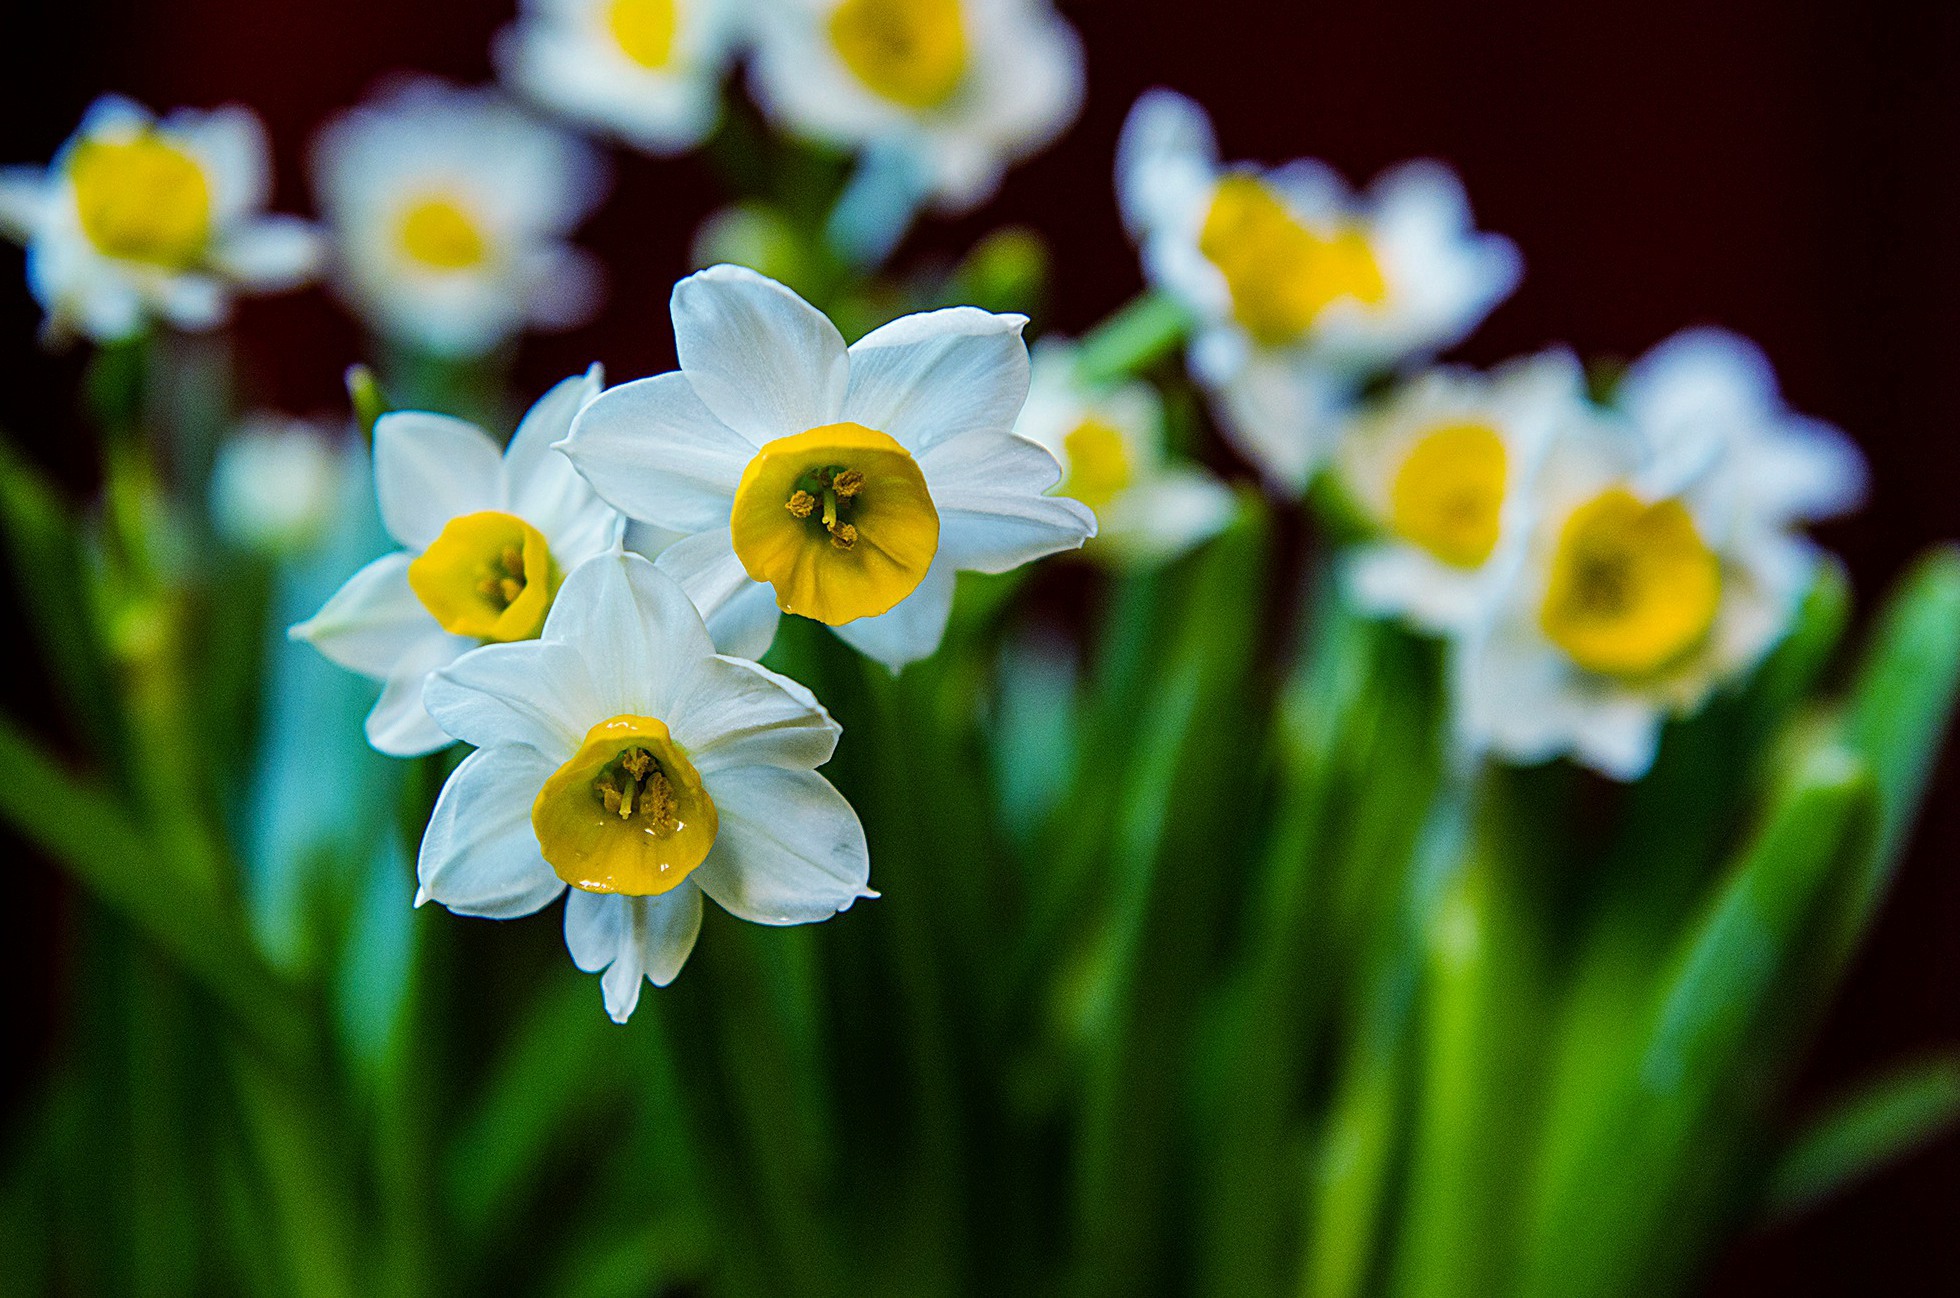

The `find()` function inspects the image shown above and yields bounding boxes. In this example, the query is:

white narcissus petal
[693,766,870,925]
[424,639,597,757]
[704,580,784,662]
[540,552,713,720]
[565,887,704,1023]
[289,552,451,678]
[842,308,1031,453]
[213,217,322,289]
[653,527,760,631]
[365,632,472,756]
[670,656,841,774]
[504,366,604,533]
[1099,469,1236,566]
[373,412,506,550]
[1115,89,1218,240]
[560,372,753,532]
[0,165,50,242]
[671,265,847,443]
[417,747,566,917]
[921,432,1096,575]
[828,562,957,671]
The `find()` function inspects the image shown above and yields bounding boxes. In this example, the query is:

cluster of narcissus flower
[1,0,1084,349]
[1116,92,1864,780]
[296,268,1095,1019]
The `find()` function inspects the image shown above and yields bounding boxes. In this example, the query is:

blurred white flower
[562,265,1095,670]
[1621,326,1867,541]
[418,551,871,1023]
[0,96,320,343]
[496,0,743,154]
[1451,370,1840,780]
[1337,351,1583,633]
[1116,90,1520,490]
[292,369,623,756]
[1013,338,1233,567]
[747,0,1083,213]
[311,79,608,357]
[211,415,349,554]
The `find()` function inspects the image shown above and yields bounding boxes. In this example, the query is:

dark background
[1,1,1954,1292]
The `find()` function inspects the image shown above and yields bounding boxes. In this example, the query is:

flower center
[1539,488,1721,679]
[729,422,940,625]
[828,0,969,110]
[532,716,717,895]
[1060,417,1133,516]
[396,194,489,271]
[1197,174,1386,348]
[406,510,561,641]
[1388,421,1508,569]
[607,0,679,69]
[68,132,213,268]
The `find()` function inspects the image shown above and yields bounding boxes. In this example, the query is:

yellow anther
[787,489,817,518]
[830,522,859,550]
[621,748,652,780]
[832,468,865,498]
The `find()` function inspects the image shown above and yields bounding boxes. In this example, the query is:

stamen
[787,489,817,519]
[500,546,524,575]
[832,469,864,499]
[498,577,524,604]
[830,522,858,550]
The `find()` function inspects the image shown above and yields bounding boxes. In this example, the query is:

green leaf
[1834,546,1960,936]
[1760,1054,1960,1220]
[1518,740,1878,1298]
[0,713,310,1063]
[1074,291,1194,387]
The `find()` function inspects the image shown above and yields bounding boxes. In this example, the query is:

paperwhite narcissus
[496,0,743,155]
[1012,338,1233,567]
[311,79,608,358]
[560,265,1096,669]
[1337,351,1584,633]
[417,551,871,1022]
[291,369,624,756]
[0,97,320,343]
[1451,343,1858,780]
[1116,90,1520,491]
[747,0,1083,213]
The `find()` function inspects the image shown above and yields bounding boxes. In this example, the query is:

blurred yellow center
[1198,174,1386,348]
[829,0,969,110]
[1389,422,1508,568]
[730,423,940,626]
[1540,488,1721,679]
[68,133,212,268]
[1060,417,1133,516]
[532,715,717,896]
[407,511,560,642]
[607,0,679,69]
[396,195,488,271]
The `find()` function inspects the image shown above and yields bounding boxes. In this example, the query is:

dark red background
[2,1,1955,1291]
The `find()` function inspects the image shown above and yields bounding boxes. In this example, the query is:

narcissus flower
[1116,90,1520,489]
[1451,354,1853,779]
[747,0,1083,212]
[1012,338,1233,567]
[292,369,623,755]
[562,265,1095,669]
[311,79,607,357]
[1337,351,1583,632]
[417,551,871,1022]
[496,0,743,155]
[0,97,320,342]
